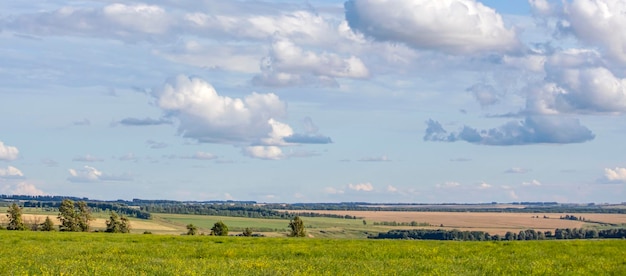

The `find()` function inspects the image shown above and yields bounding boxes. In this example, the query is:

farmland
[0,231,625,275]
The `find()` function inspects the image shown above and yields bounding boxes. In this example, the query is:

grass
[0,231,624,275]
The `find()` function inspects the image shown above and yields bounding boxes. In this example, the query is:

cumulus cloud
[0,166,24,179]
[345,0,520,54]
[67,166,131,183]
[564,0,626,64]
[252,37,369,87]
[243,146,285,160]
[348,182,374,192]
[154,75,288,144]
[478,182,492,189]
[0,141,19,161]
[424,116,594,145]
[467,83,500,107]
[1,182,46,196]
[603,167,626,183]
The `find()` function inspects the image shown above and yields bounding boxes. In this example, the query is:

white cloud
[1,182,46,196]
[505,167,530,174]
[345,0,520,54]
[348,182,374,192]
[522,179,542,186]
[604,167,626,183]
[529,0,553,16]
[154,75,288,144]
[478,182,492,189]
[243,146,285,160]
[67,166,131,183]
[564,0,626,64]
[0,166,24,179]
[0,141,19,161]
[386,185,398,192]
[253,37,369,87]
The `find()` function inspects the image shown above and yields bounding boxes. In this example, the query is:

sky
[1,0,626,203]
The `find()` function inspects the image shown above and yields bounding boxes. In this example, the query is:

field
[0,231,625,275]
[6,209,626,237]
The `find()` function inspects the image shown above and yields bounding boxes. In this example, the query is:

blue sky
[1,0,626,203]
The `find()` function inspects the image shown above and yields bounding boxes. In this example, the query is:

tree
[211,221,229,236]
[288,216,306,237]
[105,211,131,233]
[40,216,55,231]
[58,199,93,232]
[242,227,253,237]
[186,224,198,235]
[6,203,27,230]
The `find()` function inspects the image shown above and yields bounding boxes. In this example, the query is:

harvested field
[298,211,626,235]
[1,214,179,233]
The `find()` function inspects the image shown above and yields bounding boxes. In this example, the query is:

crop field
[295,210,626,235]
[0,231,624,275]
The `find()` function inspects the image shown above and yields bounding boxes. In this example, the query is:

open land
[0,231,625,275]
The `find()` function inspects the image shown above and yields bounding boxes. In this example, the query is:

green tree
[242,227,253,237]
[186,224,198,235]
[211,221,229,236]
[105,211,131,233]
[6,203,27,231]
[288,216,306,237]
[58,199,93,232]
[40,216,55,231]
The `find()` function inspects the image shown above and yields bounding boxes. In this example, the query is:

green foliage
[288,216,306,237]
[186,224,198,235]
[40,216,55,232]
[0,232,625,275]
[6,203,27,231]
[105,211,131,233]
[58,200,93,232]
[242,228,253,237]
[210,221,228,236]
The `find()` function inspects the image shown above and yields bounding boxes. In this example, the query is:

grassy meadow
[1,231,625,275]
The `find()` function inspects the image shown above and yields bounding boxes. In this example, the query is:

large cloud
[526,49,626,114]
[424,116,594,145]
[153,75,332,159]
[344,0,520,54]
[603,167,626,183]
[0,141,19,161]
[154,75,288,144]
[564,0,626,64]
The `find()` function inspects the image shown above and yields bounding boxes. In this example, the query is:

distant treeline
[21,201,151,219]
[369,228,626,241]
[140,204,359,219]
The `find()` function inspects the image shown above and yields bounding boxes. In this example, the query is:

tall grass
[1,231,624,275]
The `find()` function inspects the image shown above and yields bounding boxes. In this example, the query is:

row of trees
[369,228,626,241]
[4,200,131,233]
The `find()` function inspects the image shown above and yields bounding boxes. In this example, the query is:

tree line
[369,228,626,241]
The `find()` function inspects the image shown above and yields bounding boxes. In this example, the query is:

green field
[0,231,624,275]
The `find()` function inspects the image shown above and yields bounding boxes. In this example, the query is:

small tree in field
[211,221,228,236]
[40,216,55,231]
[6,203,27,231]
[288,216,306,237]
[186,224,198,235]
[58,199,93,232]
[242,227,253,237]
[105,211,131,233]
